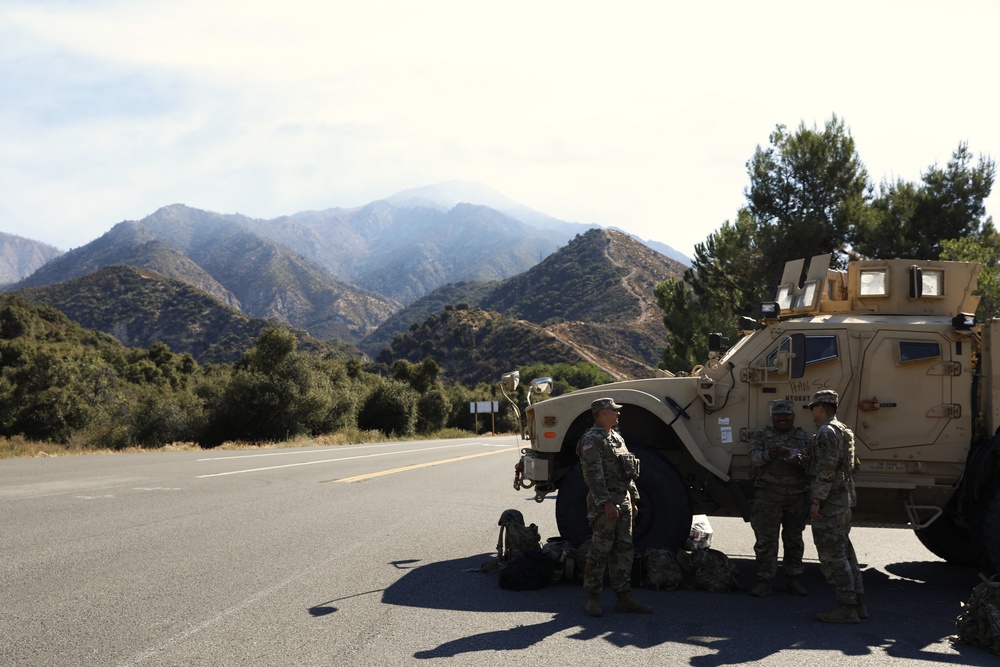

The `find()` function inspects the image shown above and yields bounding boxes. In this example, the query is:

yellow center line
[325,446,517,483]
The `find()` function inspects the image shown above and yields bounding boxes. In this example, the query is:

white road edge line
[195,442,506,478]
[196,440,508,461]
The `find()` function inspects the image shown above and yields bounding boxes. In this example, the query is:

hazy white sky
[1,0,998,260]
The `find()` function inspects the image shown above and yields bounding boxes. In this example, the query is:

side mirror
[774,351,790,375]
[500,371,520,393]
[530,377,553,396]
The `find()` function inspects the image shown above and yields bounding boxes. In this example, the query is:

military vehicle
[499,254,1000,572]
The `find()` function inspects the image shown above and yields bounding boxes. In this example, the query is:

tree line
[0,295,612,450]
[656,114,996,370]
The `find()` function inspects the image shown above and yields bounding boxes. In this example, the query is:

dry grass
[0,427,485,459]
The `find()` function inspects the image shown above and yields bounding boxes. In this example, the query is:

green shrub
[357,379,419,436]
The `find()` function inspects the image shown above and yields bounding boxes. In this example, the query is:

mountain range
[373,228,688,382]
[0,232,62,284]
[1,182,690,377]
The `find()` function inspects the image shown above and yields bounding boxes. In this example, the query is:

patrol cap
[769,399,795,415]
[591,397,623,412]
[808,389,839,409]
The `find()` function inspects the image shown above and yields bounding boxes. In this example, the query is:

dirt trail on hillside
[519,320,629,381]
[603,239,654,326]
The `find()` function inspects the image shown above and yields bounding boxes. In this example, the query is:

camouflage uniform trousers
[811,502,864,605]
[750,485,809,581]
[583,495,634,594]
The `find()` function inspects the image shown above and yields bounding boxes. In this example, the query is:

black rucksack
[498,549,558,591]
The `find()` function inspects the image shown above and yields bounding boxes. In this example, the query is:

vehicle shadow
[379,553,995,665]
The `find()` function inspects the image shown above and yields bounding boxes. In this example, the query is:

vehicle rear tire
[555,445,692,555]
[914,512,980,566]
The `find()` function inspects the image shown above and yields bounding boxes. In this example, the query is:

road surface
[1,435,993,666]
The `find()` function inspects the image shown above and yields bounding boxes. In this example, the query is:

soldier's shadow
[380,553,995,665]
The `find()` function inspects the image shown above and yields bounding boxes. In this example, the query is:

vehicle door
[854,330,963,452]
[746,328,854,437]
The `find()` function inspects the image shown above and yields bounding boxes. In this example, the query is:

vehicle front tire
[914,511,981,566]
[555,445,692,555]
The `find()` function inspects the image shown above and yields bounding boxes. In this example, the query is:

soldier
[577,397,652,617]
[808,389,866,624]
[748,398,812,597]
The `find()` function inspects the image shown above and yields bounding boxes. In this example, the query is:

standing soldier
[577,397,652,617]
[748,399,813,597]
[808,389,866,624]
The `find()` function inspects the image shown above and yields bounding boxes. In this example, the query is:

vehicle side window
[805,335,838,364]
[898,341,941,363]
[765,334,841,378]
[789,334,839,378]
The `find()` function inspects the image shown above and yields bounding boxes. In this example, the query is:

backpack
[498,549,558,590]
[641,548,685,590]
[480,509,543,573]
[956,573,1000,654]
[677,548,743,593]
[495,509,541,562]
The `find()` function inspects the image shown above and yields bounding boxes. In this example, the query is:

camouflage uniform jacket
[576,425,640,507]
[748,426,812,493]
[809,416,857,507]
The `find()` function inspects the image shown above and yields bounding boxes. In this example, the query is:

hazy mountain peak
[385,180,564,228]
[387,180,519,211]
[0,231,63,285]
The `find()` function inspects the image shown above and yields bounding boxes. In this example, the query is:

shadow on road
[377,553,995,665]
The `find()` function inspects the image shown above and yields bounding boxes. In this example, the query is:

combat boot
[615,591,652,614]
[786,576,808,596]
[585,593,603,617]
[816,604,860,624]
[750,579,772,597]
[582,560,603,617]
[854,593,868,619]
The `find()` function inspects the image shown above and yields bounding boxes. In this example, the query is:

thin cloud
[0,0,997,257]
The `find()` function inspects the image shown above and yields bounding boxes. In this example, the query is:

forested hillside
[370,228,686,380]
[15,265,322,364]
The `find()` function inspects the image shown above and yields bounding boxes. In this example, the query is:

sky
[1,1,999,261]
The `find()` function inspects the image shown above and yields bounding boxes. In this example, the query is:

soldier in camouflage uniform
[748,399,813,598]
[577,397,652,617]
[808,389,866,624]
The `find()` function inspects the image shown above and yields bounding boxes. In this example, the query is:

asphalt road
[1,435,995,666]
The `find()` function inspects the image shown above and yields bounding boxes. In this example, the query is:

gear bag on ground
[494,508,541,562]
[956,573,1000,654]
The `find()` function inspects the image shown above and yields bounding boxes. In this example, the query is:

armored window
[805,335,838,364]
[793,280,820,310]
[921,270,944,297]
[775,285,794,310]
[787,334,839,378]
[860,269,887,296]
[898,341,941,363]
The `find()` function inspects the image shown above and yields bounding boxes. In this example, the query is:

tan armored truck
[500,254,1000,572]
